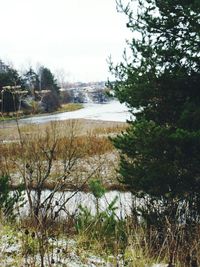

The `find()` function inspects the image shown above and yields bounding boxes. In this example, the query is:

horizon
[0,0,132,83]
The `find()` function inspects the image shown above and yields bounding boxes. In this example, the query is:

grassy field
[0,118,127,141]
[57,103,83,112]
[0,119,128,190]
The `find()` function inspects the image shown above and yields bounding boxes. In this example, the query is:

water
[19,100,133,124]
[19,190,133,219]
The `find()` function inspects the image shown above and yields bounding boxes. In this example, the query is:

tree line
[0,61,60,113]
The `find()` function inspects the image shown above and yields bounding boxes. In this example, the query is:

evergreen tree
[24,67,39,92]
[111,0,200,223]
[39,66,59,94]
[0,67,24,89]
[0,62,25,112]
[38,66,60,112]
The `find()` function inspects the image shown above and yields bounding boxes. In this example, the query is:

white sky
[0,0,132,82]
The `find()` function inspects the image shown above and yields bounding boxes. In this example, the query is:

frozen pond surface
[19,100,133,124]
[19,190,134,219]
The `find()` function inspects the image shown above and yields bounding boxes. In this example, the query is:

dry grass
[0,119,127,190]
[0,121,119,163]
[0,119,127,142]
[3,216,200,267]
[57,103,83,112]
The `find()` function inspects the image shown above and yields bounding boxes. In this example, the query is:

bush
[0,175,23,218]
[41,91,60,112]
[75,180,127,251]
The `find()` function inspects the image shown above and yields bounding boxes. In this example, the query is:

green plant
[75,189,127,253]
[89,179,106,214]
[110,2,200,262]
[76,203,126,246]
[0,175,23,218]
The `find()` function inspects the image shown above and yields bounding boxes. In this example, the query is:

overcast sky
[0,0,132,82]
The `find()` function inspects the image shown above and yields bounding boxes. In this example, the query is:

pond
[18,190,134,219]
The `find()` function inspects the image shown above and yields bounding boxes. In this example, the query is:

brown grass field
[0,118,127,142]
[0,119,128,190]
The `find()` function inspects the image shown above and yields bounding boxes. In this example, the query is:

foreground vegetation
[0,119,127,266]
[110,0,200,264]
[1,118,200,266]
